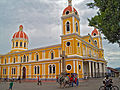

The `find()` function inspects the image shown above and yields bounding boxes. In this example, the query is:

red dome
[63,6,78,15]
[13,25,28,40]
[91,28,99,36]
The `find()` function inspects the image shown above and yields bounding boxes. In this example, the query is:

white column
[99,63,102,77]
[103,63,106,76]
[96,62,98,77]
[89,61,92,77]
[92,62,95,77]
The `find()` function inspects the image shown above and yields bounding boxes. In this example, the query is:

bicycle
[99,85,119,90]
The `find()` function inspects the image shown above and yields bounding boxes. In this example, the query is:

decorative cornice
[12,38,28,42]
[61,13,80,21]
[0,44,62,56]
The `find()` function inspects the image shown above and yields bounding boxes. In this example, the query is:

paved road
[0,77,120,90]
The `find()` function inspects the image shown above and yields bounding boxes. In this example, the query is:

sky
[0,0,120,68]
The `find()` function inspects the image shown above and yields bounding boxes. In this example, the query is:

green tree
[87,0,120,46]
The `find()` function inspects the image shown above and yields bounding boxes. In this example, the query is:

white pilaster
[73,16,75,33]
[44,64,45,76]
[8,66,10,78]
[73,60,75,73]
[0,57,1,64]
[29,53,32,61]
[17,66,19,78]
[77,60,78,75]
[59,63,60,75]
[8,57,10,64]
[29,64,31,78]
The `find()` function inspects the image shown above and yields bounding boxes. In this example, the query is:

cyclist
[103,75,113,89]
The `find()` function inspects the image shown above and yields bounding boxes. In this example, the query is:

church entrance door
[22,67,26,79]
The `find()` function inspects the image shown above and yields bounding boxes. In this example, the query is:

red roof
[91,28,99,36]
[63,6,78,15]
[107,67,119,73]
[13,25,28,40]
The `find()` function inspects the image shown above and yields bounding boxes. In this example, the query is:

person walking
[37,76,42,85]
[18,76,21,83]
[9,80,13,90]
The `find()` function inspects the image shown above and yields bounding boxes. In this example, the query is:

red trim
[63,6,78,15]
[91,28,98,36]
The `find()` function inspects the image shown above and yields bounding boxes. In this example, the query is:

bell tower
[61,0,81,55]
[61,0,80,36]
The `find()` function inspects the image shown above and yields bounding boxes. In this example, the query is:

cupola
[11,25,29,53]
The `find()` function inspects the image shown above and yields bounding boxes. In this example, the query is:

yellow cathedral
[0,0,107,80]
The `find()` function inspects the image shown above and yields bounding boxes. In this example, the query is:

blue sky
[0,0,120,68]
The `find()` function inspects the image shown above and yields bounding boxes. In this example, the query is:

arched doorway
[22,67,26,79]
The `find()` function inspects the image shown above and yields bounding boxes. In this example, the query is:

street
[0,77,120,90]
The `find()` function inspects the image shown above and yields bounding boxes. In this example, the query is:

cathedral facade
[0,0,107,80]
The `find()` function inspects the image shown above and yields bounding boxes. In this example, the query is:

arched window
[20,42,22,47]
[24,42,26,48]
[89,39,91,42]
[37,66,39,74]
[13,58,15,63]
[5,59,6,64]
[51,52,54,59]
[53,65,55,74]
[5,68,6,74]
[66,11,69,15]
[36,54,39,61]
[49,65,52,74]
[75,11,77,15]
[79,64,81,70]
[14,68,16,74]
[66,42,70,46]
[94,40,97,45]
[21,57,22,62]
[12,68,13,74]
[27,56,29,62]
[16,42,18,47]
[34,66,36,74]
[93,33,96,36]
[76,23,78,32]
[23,55,26,62]
[66,21,70,32]
[77,42,80,47]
